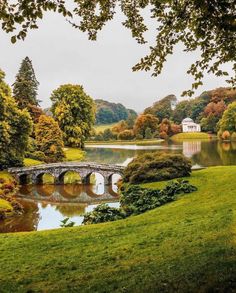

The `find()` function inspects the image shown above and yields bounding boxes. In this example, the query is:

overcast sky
[0,10,232,112]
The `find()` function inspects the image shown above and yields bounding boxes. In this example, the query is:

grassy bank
[171,132,213,140]
[86,139,163,146]
[0,166,236,292]
[23,148,85,167]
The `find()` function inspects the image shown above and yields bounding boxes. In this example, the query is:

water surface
[1,139,236,233]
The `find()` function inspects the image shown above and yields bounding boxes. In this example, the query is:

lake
[1,139,236,233]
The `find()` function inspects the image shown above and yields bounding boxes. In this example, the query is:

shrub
[25,151,46,162]
[120,179,197,215]
[221,130,231,140]
[83,179,197,224]
[135,134,143,140]
[159,131,169,139]
[83,204,126,225]
[118,129,134,140]
[123,152,192,184]
[231,132,236,141]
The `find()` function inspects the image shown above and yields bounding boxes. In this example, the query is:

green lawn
[24,158,43,166]
[64,147,85,161]
[171,132,213,140]
[0,166,236,292]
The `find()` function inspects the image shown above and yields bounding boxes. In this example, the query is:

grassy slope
[64,148,85,161]
[0,167,236,292]
[24,158,43,166]
[171,132,211,140]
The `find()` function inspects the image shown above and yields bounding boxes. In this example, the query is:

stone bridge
[8,162,124,185]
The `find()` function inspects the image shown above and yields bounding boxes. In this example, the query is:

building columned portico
[182,118,201,133]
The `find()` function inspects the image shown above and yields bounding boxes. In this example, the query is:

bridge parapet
[8,162,125,185]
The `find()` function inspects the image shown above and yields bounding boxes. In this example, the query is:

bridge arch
[108,173,122,186]
[58,170,82,185]
[34,172,55,185]
[19,174,31,185]
[84,171,105,185]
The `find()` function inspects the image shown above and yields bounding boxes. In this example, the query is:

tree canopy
[35,115,65,163]
[0,69,32,169]
[218,101,236,133]
[13,56,39,108]
[51,84,95,148]
[0,1,235,95]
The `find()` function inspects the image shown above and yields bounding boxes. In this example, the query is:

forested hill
[143,88,236,134]
[95,99,137,125]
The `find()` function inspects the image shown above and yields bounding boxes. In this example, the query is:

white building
[182,118,201,133]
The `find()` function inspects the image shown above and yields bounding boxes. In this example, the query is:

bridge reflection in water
[18,183,119,203]
[0,181,120,233]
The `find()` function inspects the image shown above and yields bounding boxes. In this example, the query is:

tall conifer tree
[13,56,39,109]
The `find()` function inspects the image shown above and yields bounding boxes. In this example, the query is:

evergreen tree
[0,69,33,169]
[35,115,65,163]
[13,56,39,109]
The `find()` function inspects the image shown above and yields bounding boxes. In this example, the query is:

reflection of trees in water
[85,147,171,164]
[55,203,86,217]
[192,141,236,166]
[35,185,56,197]
[59,185,83,198]
[0,200,40,233]
[85,148,136,164]
[217,142,236,165]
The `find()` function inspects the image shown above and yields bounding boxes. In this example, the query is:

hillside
[0,166,236,292]
[95,99,137,124]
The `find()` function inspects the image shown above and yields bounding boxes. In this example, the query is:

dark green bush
[83,204,126,225]
[123,152,192,184]
[83,180,197,224]
[120,179,197,215]
[25,151,47,162]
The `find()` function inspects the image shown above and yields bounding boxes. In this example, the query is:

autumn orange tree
[133,114,159,138]
[35,115,65,163]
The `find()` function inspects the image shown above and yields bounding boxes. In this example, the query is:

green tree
[51,84,95,148]
[172,100,192,124]
[144,128,152,139]
[144,95,176,121]
[13,56,39,109]
[35,115,65,163]
[218,102,236,133]
[0,69,32,169]
[2,2,235,93]
[102,129,116,141]
[118,129,134,140]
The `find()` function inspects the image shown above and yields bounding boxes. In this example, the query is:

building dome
[182,117,193,123]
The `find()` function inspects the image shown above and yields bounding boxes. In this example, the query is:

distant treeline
[95,99,137,125]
